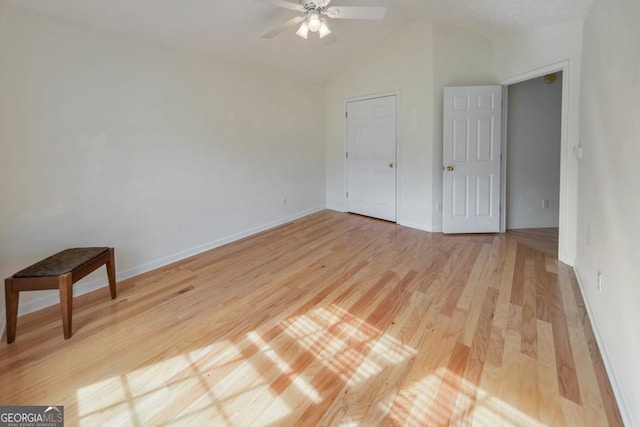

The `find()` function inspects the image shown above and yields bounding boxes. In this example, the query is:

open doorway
[504,72,563,258]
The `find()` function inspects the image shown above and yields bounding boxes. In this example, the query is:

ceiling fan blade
[262,16,305,39]
[256,0,305,12]
[325,6,387,20]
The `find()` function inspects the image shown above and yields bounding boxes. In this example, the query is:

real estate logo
[0,405,64,427]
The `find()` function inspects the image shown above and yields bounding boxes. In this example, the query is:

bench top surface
[13,247,110,278]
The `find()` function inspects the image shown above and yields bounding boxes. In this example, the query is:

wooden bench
[5,247,116,343]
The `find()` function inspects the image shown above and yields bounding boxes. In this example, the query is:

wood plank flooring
[506,228,559,259]
[0,211,623,426]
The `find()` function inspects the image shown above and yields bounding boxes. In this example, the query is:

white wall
[0,5,325,326]
[324,19,435,231]
[577,0,640,423]
[506,75,562,229]
[492,21,582,265]
[432,22,494,231]
[324,20,494,232]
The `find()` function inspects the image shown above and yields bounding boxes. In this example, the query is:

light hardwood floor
[506,228,559,259]
[1,211,623,426]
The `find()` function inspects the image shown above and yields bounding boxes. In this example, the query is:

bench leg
[58,273,73,339]
[5,278,19,344]
[106,248,117,300]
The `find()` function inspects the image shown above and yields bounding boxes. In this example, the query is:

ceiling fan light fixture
[319,19,332,39]
[260,0,388,42]
[296,21,309,39]
[308,12,322,32]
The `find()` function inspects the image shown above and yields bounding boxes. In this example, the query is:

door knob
[446,165,454,171]
[389,163,395,168]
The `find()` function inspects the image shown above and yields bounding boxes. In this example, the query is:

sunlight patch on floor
[279,304,417,386]
[247,330,321,404]
[77,305,416,425]
[75,347,262,426]
[389,367,545,427]
[76,376,133,423]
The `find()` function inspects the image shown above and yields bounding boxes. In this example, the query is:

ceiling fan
[259,0,387,42]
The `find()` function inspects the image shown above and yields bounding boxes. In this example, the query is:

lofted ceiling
[3,0,593,83]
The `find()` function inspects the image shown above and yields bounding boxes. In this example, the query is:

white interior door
[443,86,502,233]
[347,95,397,222]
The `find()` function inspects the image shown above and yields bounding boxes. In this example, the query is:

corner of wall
[572,265,634,427]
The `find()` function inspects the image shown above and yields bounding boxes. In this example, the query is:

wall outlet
[597,271,603,293]
[542,199,550,209]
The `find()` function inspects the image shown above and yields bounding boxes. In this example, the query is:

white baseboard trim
[324,210,438,233]
[398,220,438,233]
[558,253,575,267]
[573,266,634,427]
[325,204,346,213]
[2,206,325,335]
[506,222,560,230]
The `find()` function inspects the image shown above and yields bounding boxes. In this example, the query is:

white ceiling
[3,0,593,83]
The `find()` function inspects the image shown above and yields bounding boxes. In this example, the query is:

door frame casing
[343,91,401,222]
[500,60,572,264]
